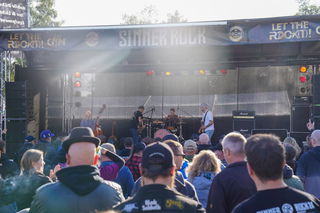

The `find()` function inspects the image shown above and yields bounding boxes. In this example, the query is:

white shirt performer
[199,103,214,140]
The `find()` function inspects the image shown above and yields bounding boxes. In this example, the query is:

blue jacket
[100,161,134,198]
[296,146,320,198]
[188,172,216,208]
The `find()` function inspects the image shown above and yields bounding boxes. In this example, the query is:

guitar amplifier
[232,111,255,135]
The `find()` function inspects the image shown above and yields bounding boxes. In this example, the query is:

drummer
[165,108,179,129]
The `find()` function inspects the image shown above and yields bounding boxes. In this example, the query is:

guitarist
[199,103,214,141]
[130,106,144,144]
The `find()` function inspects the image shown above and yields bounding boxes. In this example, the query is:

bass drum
[154,129,170,140]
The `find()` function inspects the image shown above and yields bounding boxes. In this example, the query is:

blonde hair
[20,149,43,172]
[187,150,221,179]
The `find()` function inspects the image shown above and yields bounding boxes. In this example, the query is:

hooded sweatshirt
[297,146,320,198]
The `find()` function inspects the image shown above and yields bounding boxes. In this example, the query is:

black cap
[63,127,101,152]
[141,142,175,171]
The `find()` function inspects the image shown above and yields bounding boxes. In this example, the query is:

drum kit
[143,117,186,140]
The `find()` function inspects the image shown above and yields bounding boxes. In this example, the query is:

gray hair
[222,132,247,156]
[311,130,320,146]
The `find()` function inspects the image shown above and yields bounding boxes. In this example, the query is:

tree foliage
[296,0,320,15]
[121,6,187,25]
[30,0,63,27]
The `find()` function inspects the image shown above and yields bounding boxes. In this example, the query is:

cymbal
[153,120,164,124]
[177,121,186,124]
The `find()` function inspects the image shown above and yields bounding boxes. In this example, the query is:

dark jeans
[130,128,140,144]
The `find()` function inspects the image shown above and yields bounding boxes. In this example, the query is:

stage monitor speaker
[232,111,255,136]
[251,129,288,141]
[291,105,311,132]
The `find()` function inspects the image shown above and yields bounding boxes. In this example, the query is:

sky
[53,0,320,27]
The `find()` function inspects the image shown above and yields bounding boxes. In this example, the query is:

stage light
[299,66,307,73]
[73,81,81,87]
[74,72,81,78]
[299,76,307,83]
[146,70,154,76]
[198,70,206,75]
[165,71,172,76]
[220,69,227,74]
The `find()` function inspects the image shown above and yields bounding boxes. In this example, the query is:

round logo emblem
[85,32,99,47]
[229,26,244,42]
[281,203,294,213]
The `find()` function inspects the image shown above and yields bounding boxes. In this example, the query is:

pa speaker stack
[312,74,320,129]
[291,96,311,132]
[232,110,255,136]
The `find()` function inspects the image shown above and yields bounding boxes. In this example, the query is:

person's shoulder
[288,186,319,200]
[232,199,251,213]
[101,179,123,192]
[114,197,138,212]
[34,181,59,196]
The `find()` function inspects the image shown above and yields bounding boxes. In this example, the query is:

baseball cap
[183,139,197,152]
[141,142,175,171]
[40,130,55,139]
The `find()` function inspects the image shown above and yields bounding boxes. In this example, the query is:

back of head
[141,142,175,182]
[283,136,301,155]
[21,149,43,172]
[311,130,320,147]
[187,150,221,179]
[284,143,297,169]
[221,132,246,156]
[198,133,210,145]
[67,142,97,166]
[163,140,183,156]
[246,134,285,182]
[124,137,133,148]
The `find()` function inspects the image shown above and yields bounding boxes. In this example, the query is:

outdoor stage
[1,15,320,154]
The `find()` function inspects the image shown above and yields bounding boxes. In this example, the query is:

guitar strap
[202,111,208,124]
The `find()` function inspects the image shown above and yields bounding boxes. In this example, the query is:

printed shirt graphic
[232,187,320,213]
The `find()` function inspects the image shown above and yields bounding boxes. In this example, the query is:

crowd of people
[1,115,320,212]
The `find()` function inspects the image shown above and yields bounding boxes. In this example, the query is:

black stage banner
[0,16,319,51]
[0,0,27,29]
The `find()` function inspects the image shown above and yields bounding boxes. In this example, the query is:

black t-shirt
[233,187,320,213]
[131,111,143,128]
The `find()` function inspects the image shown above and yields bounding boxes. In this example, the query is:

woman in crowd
[187,150,221,208]
[1,149,53,211]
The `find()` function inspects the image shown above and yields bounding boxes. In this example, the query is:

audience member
[207,132,256,213]
[0,140,19,179]
[126,142,145,181]
[33,129,57,175]
[197,133,213,153]
[131,140,199,201]
[100,143,134,198]
[187,150,221,208]
[213,143,228,167]
[15,136,36,165]
[233,134,320,213]
[29,127,124,213]
[296,129,320,198]
[117,137,133,159]
[283,136,302,157]
[183,139,198,162]
[99,143,125,181]
[1,149,53,211]
[115,142,205,212]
